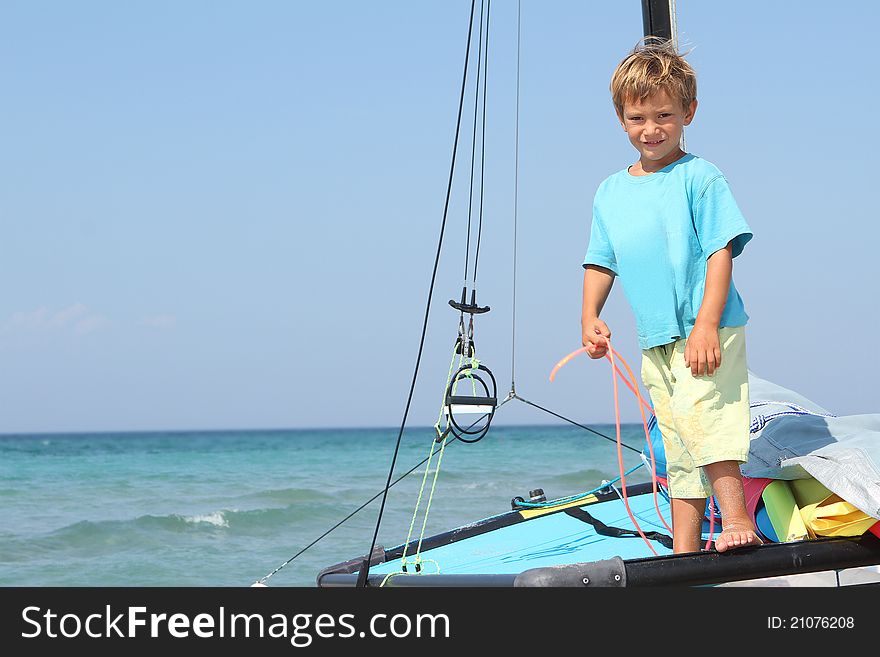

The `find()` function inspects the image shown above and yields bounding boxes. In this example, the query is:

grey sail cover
[743,371,880,519]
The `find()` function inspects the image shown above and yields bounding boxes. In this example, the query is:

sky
[1,0,878,434]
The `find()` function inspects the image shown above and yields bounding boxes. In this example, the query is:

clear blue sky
[1,1,877,433]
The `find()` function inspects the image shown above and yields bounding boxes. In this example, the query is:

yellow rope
[396,337,485,578]
[378,559,441,588]
[413,431,450,558]
[398,342,462,570]
[411,354,483,563]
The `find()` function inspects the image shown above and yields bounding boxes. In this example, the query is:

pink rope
[550,338,679,552]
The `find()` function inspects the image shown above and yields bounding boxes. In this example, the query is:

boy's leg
[703,459,762,551]
[670,498,706,553]
[641,342,715,550]
[665,326,759,552]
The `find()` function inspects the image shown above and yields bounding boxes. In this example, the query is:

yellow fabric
[789,478,878,538]
[761,480,808,542]
[518,494,599,520]
[788,477,833,508]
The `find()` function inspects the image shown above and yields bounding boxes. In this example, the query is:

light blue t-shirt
[583,153,752,349]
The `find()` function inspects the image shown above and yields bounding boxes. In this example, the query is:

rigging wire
[510,0,521,393]
[668,0,686,152]
[462,0,485,287]
[462,0,492,293]
[472,0,491,288]
[514,395,642,454]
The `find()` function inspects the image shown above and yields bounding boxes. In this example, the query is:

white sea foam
[183,511,230,527]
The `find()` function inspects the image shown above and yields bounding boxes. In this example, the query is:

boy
[581,39,761,553]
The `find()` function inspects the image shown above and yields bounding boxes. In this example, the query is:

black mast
[641,0,673,41]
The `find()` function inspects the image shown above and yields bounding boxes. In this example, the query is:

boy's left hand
[684,323,721,376]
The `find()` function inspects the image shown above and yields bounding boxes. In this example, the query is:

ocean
[0,424,651,587]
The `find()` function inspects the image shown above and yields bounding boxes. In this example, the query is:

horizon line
[0,419,647,438]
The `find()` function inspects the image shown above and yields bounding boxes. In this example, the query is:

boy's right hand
[582,318,611,359]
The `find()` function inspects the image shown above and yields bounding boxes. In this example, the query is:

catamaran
[259,0,880,588]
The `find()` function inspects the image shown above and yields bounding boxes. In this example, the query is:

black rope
[511,394,643,454]
[472,0,491,287]
[357,0,479,588]
[564,507,673,549]
[462,0,485,286]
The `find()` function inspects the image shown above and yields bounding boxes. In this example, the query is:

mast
[640,0,674,43]
[641,1,685,149]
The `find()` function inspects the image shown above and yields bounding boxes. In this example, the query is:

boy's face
[618,88,697,172]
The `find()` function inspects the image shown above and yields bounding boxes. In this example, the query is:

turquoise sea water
[0,424,650,587]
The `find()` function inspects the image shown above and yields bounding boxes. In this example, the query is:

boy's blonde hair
[610,38,696,118]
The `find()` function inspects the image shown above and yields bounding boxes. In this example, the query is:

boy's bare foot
[714,525,763,552]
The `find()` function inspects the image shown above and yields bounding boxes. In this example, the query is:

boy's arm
[685,242,733,376]
[581,265,615,359]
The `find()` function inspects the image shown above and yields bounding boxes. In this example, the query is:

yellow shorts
[640,325,751,499]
